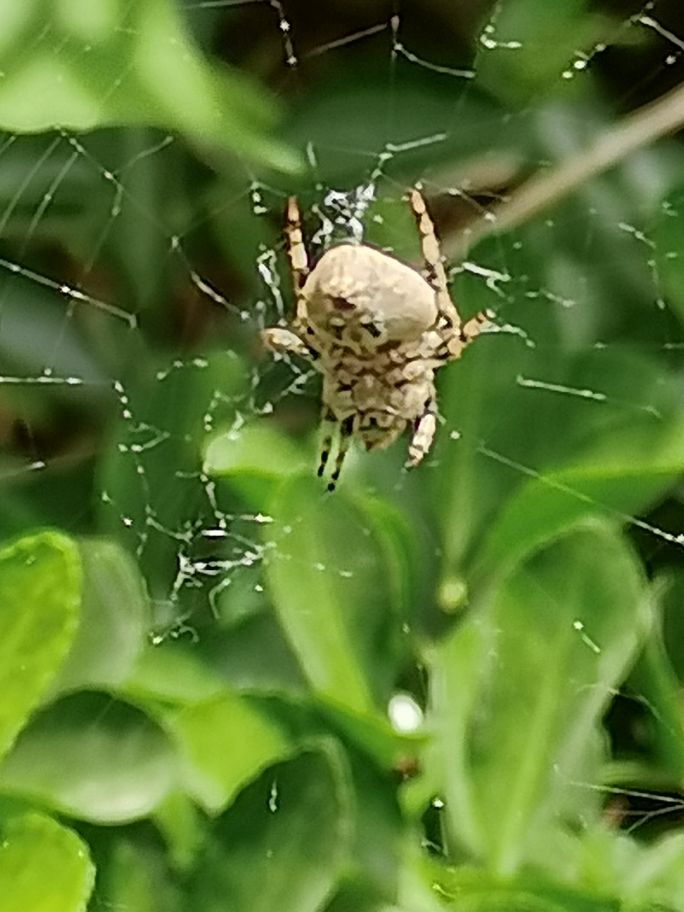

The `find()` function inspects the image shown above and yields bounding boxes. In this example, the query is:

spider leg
[317,406,337,479]
[284,196,309,327]
[261,327,319,361]
[438,308,494,361]
[408,187,461,329]
[409,188,495,360]
[406,400,437,469]
[326,414,355,492]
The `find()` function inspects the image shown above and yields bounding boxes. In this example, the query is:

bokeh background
[1,1,684,910]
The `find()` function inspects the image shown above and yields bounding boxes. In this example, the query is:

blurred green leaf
[126,641,228,705]
[628,577,684,782]
[343,752,402,903]
[285,74,509,189]
[0,812,94,912]
[432,319,684,582]
[431,522,649,874]
[473,0,609,105]
[540,825,684,909]
[264,475,404,714]
[475,435,684,585]
[153,790,205,873]
[421,864,619,912]
[99,349,251,616]
[655,182,684,326]
[359,496,417,627]
[54,538,149,692]
[0,276,111,392]
[205,422,309,509]
[315,697,419,770]
[621,832,684,907]
[0,530,81,761]
[165,691,290,814]
[188,742,352,912]
[324,888,393,912]
[662,568,684,681]
[196,614,308,694]
[94,830,181,912]
[0,692,177,823]
[0,0,300,172]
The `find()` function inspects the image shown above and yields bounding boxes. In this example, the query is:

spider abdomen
[303,243,437,346]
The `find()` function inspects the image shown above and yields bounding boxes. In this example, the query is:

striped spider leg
[261,196,320,362]
[405,188,493,468]
[408,188,493,361]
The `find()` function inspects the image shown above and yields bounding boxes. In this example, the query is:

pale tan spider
[261,188,492,490]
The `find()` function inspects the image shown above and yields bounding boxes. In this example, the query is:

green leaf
[654,183,684,326]
[0,692,177,823]
[126,641,228,705]
[622,832,684,907]
[315,697,419,770]
[473,0,610,105]
[547,825,684,909]
[424,867,619,912]
[54,539,149,692]
[285,72,506,188]
[205,423,309,510]
[343,751,402,902]
[324,888,392,912]
[662,568,684,681]
[628,577,684,781]
[0,0,300,172]
[194,614,308,694]
[473,402,684,581]
[430,325,519,573]
[0,271,110,390]
[432,327,684,584]
[431,523,649,875]
[126,617,305,707]
[264,476,404,714]
[188,742,352,912]
[442,888,614,912]
[165,692,291,814]
[474,462,684,586]
[0,812,94,912]
[99,349,251,616]
[153,790,205,873]
[94,830,181,912]
[418,856,623,912]
[0,530,81,761]
[358,496,417,627]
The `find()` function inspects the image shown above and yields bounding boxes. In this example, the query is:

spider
[261,188,493,490]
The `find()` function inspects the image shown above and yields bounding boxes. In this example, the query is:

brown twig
[444,80,684,261]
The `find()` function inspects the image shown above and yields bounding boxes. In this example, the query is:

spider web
[1,0,684,854]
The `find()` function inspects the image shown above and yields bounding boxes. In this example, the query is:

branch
[444,81,684,261]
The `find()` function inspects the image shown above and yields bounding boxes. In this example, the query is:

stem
[445,81,684,261]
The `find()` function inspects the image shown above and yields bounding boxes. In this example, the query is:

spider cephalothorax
[262,189,492,490]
